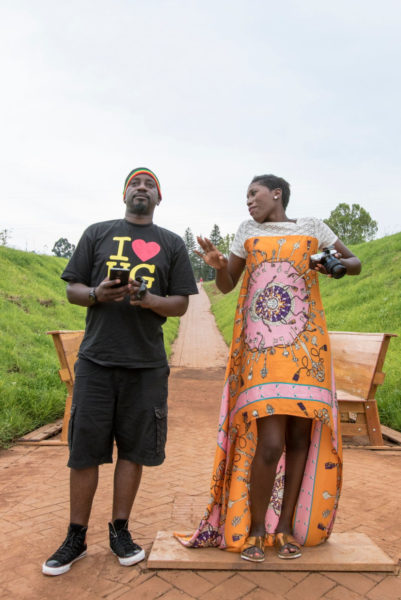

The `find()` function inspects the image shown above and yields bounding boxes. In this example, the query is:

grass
[0,246,179,447]
[203,231,401,432]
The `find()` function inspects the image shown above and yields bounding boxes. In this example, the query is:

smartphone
[109,267,130,288]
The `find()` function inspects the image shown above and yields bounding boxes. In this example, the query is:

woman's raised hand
[195,236,228,270]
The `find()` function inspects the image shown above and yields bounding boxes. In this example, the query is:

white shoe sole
[42,550,87,576]
[112,548,145,566]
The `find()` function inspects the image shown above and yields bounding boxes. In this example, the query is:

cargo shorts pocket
[154,406,168,454]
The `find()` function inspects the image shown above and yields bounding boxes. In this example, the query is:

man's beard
[132,200,149,215]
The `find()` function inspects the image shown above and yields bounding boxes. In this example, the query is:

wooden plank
[367,335,393,400]
[373,372,386,385]
[46,330,84,443]
[381,425,401,445]
[329,331,389,399]
[365,401,384,445]
[18,419,63,442]
[58,368,71,383]
[148,531,397,572]
[61,332,84,378]
[338,400,365,411]
[47,330,84,382]
[343,445,401,451]
[328,331,396,338]
[341,423,368,436]
[61,395,72,443]
[16,440,68,446]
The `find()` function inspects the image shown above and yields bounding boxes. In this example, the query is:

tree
[0,228,11,246]
[218,233,235,256]
[183,225,235,282]
[324,203,378,245]
[195,224,224,280]
[183,227,199,275]
[52,237,76,258]
[209,224,223,247]
[183,227,196,256]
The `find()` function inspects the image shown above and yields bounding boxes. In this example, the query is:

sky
[1,0,401,254]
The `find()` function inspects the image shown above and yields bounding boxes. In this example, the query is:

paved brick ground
[169,283,228,369]
[0,288,400,599]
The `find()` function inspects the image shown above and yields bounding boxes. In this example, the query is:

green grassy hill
[204,232,401,431]
[0,247,179,447]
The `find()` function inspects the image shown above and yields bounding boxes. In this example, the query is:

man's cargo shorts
[67,358,169,469]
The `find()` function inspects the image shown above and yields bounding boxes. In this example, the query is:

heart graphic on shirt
[132,239,161,261]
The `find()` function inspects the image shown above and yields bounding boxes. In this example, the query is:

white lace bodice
[230,217,338,259]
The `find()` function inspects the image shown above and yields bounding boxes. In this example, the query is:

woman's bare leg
[249,414,287,537]
[276,416,312,554]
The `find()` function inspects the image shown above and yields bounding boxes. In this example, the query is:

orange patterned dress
[176,221,342,551]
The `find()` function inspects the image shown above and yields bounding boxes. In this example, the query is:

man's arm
[67,278,189,316]
[130,291,189,317]
[66,279,130,306]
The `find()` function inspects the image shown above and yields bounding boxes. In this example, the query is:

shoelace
[51,532,85,562]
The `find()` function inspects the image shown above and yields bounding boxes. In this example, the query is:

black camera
[134,276,147,300]
[310,247,346,279]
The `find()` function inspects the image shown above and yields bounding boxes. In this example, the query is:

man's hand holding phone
[95,268,131,303]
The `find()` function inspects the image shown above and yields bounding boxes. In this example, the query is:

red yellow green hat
[123,168,162,199]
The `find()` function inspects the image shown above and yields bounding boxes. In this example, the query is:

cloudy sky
[1,0,400,253]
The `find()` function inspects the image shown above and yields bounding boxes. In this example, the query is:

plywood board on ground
[17,419,63,442]
[148,531,397,572]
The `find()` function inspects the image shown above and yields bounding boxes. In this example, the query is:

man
[42,167,198,576]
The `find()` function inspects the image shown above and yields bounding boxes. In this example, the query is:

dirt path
[0,289,400,599]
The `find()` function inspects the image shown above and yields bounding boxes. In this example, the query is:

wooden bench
[47,330,395,446]
[47,330,85,443]
[330,331,396,446]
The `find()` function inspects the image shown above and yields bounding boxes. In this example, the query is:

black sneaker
[42,523,87,576]
[109,520,145,566]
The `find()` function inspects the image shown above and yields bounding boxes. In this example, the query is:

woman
[175,174,361,562]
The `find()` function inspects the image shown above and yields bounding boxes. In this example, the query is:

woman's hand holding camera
[310,249,345,279]
[312,252,342,277]
[310,240,361,278]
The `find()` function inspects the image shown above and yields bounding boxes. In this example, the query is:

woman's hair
[251,174,291,210]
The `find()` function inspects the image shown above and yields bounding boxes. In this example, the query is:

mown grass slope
[204,232,401,431]
[0,246,179,447]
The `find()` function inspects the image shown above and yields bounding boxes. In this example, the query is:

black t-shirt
[61,219,198,368]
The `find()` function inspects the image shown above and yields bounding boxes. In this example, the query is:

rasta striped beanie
[123,167,162,199]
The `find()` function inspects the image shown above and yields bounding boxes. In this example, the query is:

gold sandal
[241,536,265,562]
[275,532,302,559]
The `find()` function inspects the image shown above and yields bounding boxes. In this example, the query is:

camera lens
[324,255,346,279]
[330,263,347,279]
